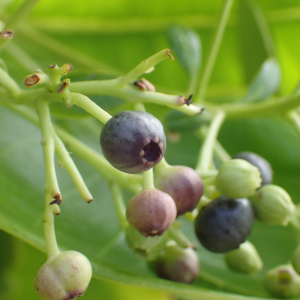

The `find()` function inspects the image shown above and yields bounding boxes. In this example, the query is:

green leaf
[2,0,300,299]
[167,26,201,87]
[240,57,281,103]
[238,0,275,83]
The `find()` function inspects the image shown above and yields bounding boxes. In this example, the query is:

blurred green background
[1,0,300,299]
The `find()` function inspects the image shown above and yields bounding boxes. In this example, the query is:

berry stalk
[36,99,61,207]
[195,0,234,102]
[196,110,226,172]
[118,49,174,88]
[109,182,128,230]
[53,132,94,203]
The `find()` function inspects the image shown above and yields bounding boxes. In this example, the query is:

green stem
[71,92,112,124]
[0,67,21,97]
[118,49,173,88]
[196,110,226,171]
[53,132,94,203]
[134,102,146,111]
[285,111,300,137]
[70,80,203,115]
[168,224,193,248]
[205,94,300,119]
[18,25,120,76]
[3,41,40,71]
[109,182,128,230]
[2,102,143,193]
[143,168,155,190]
[202,175,217,187]
[195,126,231,163]
[196,169,218,179]
[5,0,41,30]
[195,0,234,102]
[44,192,60,260]
[35,100,61,200]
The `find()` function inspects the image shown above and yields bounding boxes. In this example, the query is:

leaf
[239,57,281,103]
[167,26,201,82]
[238,0,275,83]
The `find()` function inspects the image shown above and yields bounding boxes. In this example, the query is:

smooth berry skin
[194,195,255,253]
[155,166,204,216]
[126,189,177,237]
[233,152,273,186]
[100,111,166,174]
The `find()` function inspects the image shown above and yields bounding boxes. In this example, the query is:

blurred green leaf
[240,57,281,103]
[238,0,275,83]
[163,110,211,132]
[167,26,201,92]
[2,0,300,299]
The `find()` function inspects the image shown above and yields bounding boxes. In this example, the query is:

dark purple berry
[233,152,273,186]
[194,195,255,253]
[100,111,166,174]
[154,243,199,283]
[126,189,177,237]
[155,165,204,216]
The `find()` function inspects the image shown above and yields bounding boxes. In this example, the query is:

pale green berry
[224,241,263,274]
[216,159,262,198]
[265,264,300,298]
[35,251,92,300]
[291,246,300,275]
[249,184,295,226]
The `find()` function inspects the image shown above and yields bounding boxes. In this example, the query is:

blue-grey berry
[100,111,166,174]
[194,195,255,253]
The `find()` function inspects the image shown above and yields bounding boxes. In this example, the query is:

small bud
[216,159,262,198]
[125,224,168,260]
[224,241,263,274]
[153,242,199,283]
[154,165,204,216]
[291,246,300,275]
[35,251,92,300]
[126,189,177,237]
[264,264,300,298]
[249,185,295,226]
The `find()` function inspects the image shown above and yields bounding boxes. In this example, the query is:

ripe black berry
[233,152,273,186]
[100,111,166,174]
[194,195,255,253]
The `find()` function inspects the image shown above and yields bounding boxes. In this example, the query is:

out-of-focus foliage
[1,0,300,299]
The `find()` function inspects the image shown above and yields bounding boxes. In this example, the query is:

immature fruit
[100,111,166,174]
[224,241,263,274]
[216,159,262,198]
[194,195,255,253]
[126,189,177,237]
[249,184,295,226]
[155,165,204,216]
[154,242,199,283]
[35,251,92,300]
[265,264,300,298]
[291,246,300,275]
[233,151,273,186]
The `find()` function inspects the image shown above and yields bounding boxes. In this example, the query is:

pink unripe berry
[155,165,204,216]
[154,243,199,283]
[126,189,177,237]
[35,251,92,300]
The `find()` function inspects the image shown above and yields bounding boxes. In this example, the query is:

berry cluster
[99,109,297,294]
